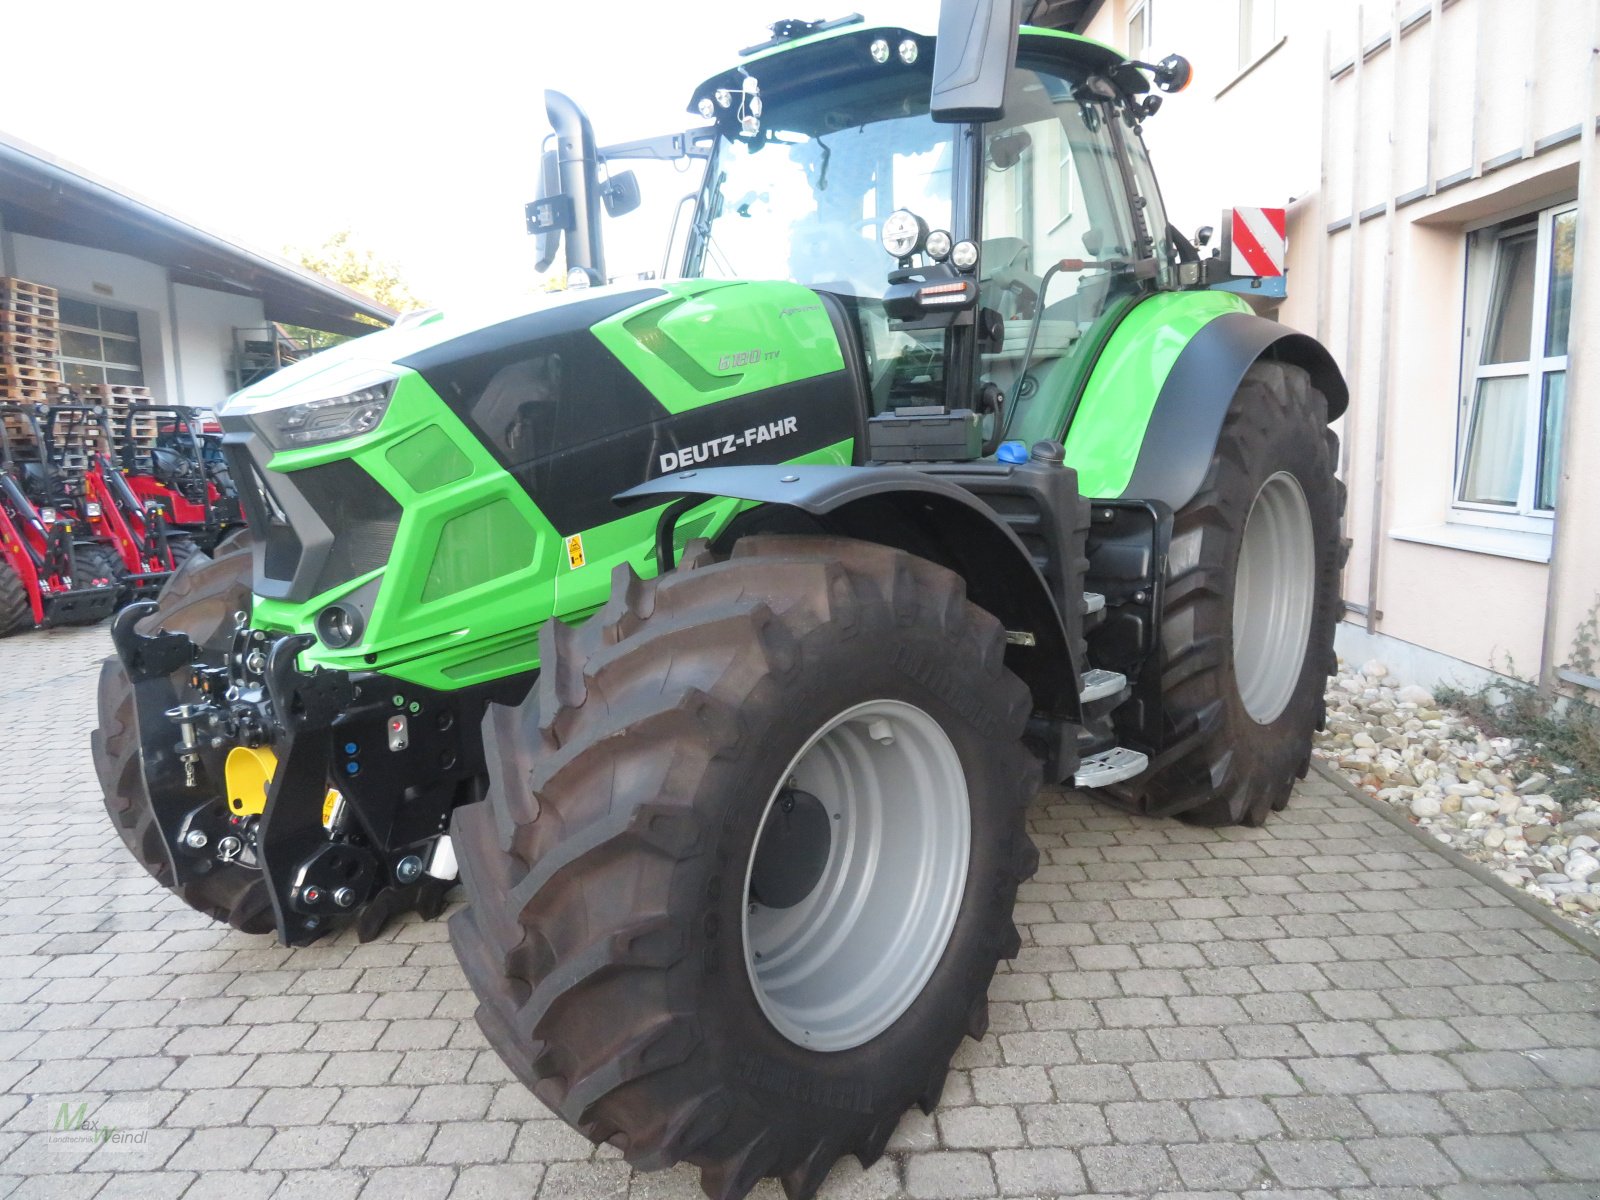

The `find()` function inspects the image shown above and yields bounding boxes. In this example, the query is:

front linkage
[109,602,525,945]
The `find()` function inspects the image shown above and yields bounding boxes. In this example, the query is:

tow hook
[166,703,209,788]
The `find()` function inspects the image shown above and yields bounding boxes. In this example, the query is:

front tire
[0,557,31,636]
[450,536,1039,1200]
[1115,360,1345,826]
[90,532,275,932]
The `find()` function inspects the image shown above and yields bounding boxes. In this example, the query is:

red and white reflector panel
[1230,206,1287,277]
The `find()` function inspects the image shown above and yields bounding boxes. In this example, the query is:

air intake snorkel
[540,90,607,283]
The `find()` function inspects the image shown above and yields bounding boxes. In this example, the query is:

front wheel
[450,536,1039,1200]
[1115,360,1346,826]
[90,533,276,932]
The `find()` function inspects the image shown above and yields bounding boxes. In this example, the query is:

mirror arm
[598,128,717,163]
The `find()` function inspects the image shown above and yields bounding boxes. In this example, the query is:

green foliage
[282,230,427,351]
[1436,595,1600,803]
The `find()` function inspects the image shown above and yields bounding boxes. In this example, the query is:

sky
[2,0,938,310]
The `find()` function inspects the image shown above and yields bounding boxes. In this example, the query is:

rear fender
[617,465,1082,719]
[1114,311,1348,512]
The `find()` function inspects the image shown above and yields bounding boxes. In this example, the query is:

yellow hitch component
[224,745,342,828]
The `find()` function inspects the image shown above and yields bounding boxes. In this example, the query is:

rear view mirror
[528,147,567,272]
[931,0,1022,123]
[601,169,641,218]
[1153,54,1192,93]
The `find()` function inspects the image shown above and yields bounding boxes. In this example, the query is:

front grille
[222,434,400,604]
[290,460,401,596]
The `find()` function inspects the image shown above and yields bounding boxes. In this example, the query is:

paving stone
[1079,1144,1180,1191]
[991,1147,1084,1196]
[1260,1140,1369,1188]
[904,1150,995,1198]
[938,1106,1024,1149]
[1441,1134,1560,1182]
[5,629,1600,1200]
[1349,1136,1464,1186]
[342,1123,436,1167]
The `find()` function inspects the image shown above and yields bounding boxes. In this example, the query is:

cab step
[1079,667,1127,704]
[1073,746,1150,789]
[1082,591,1105,615]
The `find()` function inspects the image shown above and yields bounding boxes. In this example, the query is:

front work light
[256,378,397,450]
[881,209,927,259]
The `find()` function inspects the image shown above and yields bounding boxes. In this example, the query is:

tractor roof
[687,21,1133,124]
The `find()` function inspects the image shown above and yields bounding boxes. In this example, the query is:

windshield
[692,77,956,299]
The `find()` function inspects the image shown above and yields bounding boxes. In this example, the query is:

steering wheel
[980,236,1044,320]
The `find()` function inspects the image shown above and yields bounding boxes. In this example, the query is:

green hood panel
[1060,291,1253,499]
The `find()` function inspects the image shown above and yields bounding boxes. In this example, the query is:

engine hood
[219,282,655,415]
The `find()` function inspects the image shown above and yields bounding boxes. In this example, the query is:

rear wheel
[90,533,275,932]
[0,558,31,636]
[450,536,1039,1200]
[1114,360,1345,826]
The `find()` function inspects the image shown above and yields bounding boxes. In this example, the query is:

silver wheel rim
[742,699,971,1052]
[1233,470,1316,725]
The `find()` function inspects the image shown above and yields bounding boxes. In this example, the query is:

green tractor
[94,3,1346,1195]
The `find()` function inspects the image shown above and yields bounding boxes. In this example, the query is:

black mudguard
[1120,311,1348,513]
[617,464,1083,721]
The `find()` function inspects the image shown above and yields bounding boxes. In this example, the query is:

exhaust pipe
[545,89,606,282]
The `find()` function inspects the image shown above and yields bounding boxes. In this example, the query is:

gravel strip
[1316,658,1600,935]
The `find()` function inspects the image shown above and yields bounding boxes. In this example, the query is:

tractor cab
[542,15,1196,463]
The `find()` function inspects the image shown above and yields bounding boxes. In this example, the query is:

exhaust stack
[544,89,606,281]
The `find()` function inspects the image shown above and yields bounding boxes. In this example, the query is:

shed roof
[0,131,395,336]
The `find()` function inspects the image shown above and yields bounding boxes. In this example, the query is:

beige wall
[1081,0,1600,689]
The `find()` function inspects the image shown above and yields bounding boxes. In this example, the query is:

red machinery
[122,406,244,556]
[0,403,120,634]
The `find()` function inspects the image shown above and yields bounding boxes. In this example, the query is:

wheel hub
[749,787,832,909]
[742,699,971,1052]
[1233,470,1316,725]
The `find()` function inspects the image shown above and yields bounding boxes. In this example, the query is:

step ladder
[1072,663,1150,788]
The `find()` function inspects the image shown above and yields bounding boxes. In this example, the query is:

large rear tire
[89,532,276,933]
[450,536,1040,1200]
[1114,360,1345,826]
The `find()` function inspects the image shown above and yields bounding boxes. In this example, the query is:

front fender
[617,465,1082,719]
[1116,311,1347,512]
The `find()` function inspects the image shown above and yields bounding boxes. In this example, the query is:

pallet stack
[0,278,63,407]
[83,382,158,472]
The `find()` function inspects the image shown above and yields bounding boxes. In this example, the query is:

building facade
[0,133,392,412]
[1078,0,1599,694]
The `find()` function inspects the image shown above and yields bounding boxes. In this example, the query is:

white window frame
[57,297,145,389]
[1452,199,1575,532]
[1127,0,1152,56]
[1238,0,1277,71]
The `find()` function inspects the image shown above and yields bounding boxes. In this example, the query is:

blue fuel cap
[996,440,1029,464]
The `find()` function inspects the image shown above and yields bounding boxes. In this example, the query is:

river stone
[1566,853,1600,883]
[1410,795,1442,819]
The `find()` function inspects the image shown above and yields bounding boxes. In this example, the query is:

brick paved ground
[2,624,1598,1200]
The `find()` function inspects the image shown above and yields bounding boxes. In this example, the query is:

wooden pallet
[0,309,58,335]
[0,278,58,305]
[0,296,56,320]
[83,383,153,401]
[0,363,62,385]
[0,331,59,357]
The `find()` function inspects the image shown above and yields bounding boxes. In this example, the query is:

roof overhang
[0,132,395,337]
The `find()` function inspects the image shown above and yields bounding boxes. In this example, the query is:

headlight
[255,379,396,450]
[881,209,927,259]
[315,603,364,648]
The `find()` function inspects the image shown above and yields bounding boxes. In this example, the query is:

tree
[282,229,427,352]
